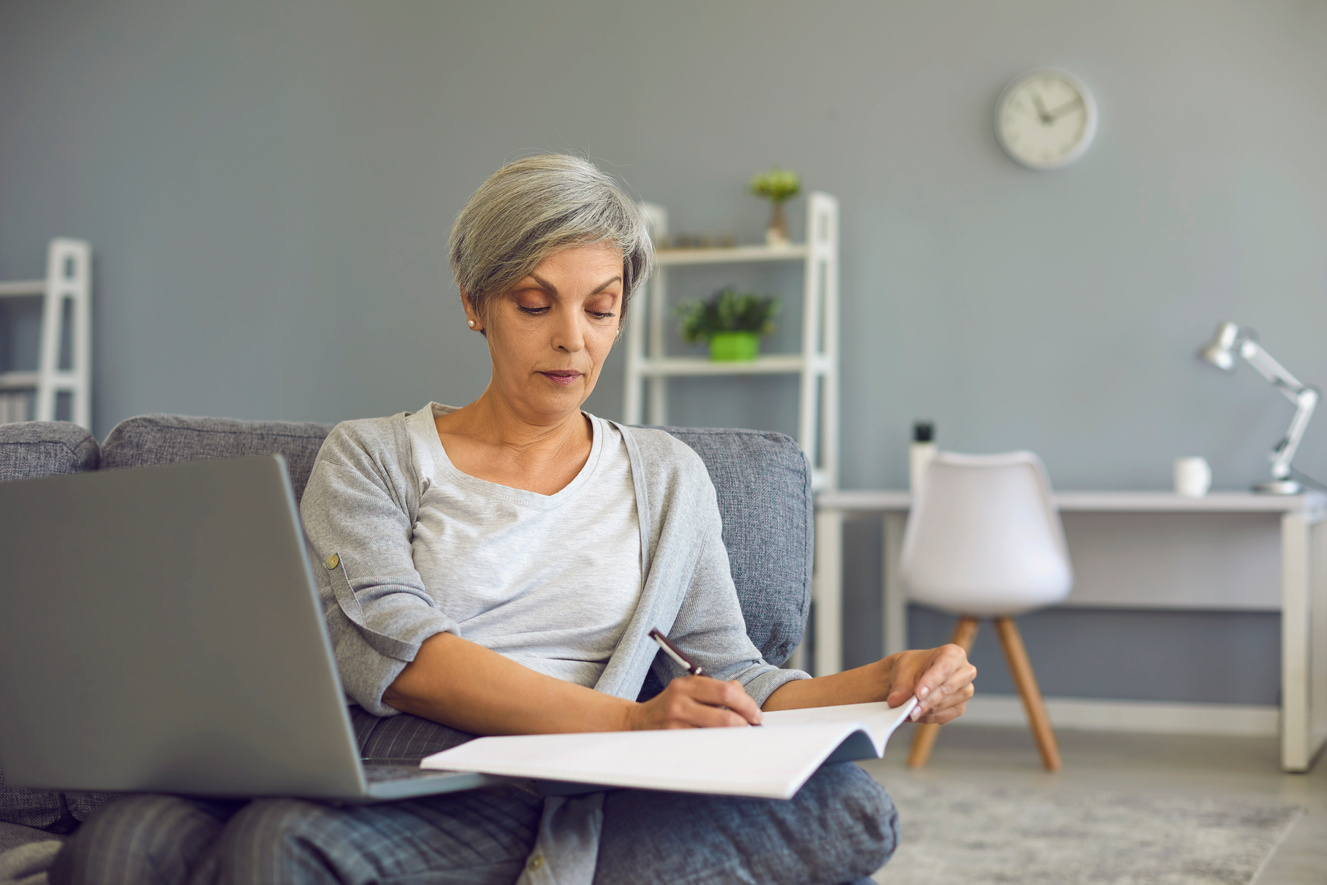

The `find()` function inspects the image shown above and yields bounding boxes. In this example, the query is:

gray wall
[2,0,1324,703]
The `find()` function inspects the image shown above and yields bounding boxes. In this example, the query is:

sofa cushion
[0,770,110,834]
[0,422,98,482]
[97,418,811,664]
[94,418,811,680]
[101,414,334,504]
[657,426,812,669]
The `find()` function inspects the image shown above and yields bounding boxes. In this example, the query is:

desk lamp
[1197,321,1320,494]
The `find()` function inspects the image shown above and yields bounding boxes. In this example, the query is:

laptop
[0,454,507,802]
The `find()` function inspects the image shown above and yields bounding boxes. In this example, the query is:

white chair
[899,451,1072,771]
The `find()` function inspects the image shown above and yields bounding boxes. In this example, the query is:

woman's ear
[460,290,483,333]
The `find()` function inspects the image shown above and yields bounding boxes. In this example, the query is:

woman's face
[466,242,624,426]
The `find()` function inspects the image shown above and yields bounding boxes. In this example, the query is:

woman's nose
[552,312,586,352]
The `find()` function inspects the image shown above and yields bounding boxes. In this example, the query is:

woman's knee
[49,794,239,885]
[793,763,899,873]
[596,764,897,885]
[214,798,351,885]
[215,790,539,885]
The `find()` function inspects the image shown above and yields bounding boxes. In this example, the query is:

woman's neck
[433,395,593,495]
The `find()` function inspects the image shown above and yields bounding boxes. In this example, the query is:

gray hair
[448,154,654,325]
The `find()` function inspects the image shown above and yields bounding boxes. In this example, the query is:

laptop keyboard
[363,762,459,783]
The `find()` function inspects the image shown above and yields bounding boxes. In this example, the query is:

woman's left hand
[884,644,976,725]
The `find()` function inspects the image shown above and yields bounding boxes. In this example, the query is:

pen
[648,628,762,726]
[648,628,707,677]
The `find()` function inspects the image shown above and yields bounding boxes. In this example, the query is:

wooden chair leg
[907,616,979,768]
[993,616,1061,772]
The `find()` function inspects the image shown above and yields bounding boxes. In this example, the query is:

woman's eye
[590,310,616,320]
[517,305,549,315]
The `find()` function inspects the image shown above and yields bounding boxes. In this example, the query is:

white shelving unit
[624,192,839,492]
[0,239,92,428]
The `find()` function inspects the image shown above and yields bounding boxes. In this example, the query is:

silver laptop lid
[0,455,370,799]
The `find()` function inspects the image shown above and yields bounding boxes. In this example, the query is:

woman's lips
[540,370,582,386]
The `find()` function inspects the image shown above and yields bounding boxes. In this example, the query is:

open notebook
[421,698,918,800]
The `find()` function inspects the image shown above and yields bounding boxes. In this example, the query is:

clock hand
[1047,95,1083,120]
[1030,92,1053,124]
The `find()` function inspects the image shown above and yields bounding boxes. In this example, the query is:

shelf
[0,280,43,298]
[633,354,823,376]
[656,244,810,266]
[0,371,40,388]
[627,193,839,493]
[0,240,92,427]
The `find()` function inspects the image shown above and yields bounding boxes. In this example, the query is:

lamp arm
[1269,387,1319,480]
[1238,339,1310,404]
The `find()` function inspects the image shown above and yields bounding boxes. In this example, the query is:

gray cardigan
[299,404,809,717]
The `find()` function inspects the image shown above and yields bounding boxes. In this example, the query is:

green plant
[748,167,801,203]
[675,287,779,344]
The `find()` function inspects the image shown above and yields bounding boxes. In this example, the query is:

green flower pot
[709,331,761,362]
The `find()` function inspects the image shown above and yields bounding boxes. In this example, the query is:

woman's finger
[892,645,976,720]
[640,677,762,729]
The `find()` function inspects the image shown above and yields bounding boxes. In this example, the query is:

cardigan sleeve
[642,439,809,707]
[300,417,458,716]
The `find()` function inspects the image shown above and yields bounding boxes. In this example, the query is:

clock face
[996,69,1097,170]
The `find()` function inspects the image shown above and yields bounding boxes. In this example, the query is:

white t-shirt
[406,407,642,687]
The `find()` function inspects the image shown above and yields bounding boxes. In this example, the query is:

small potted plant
[675,287,779,361]
[749,167,801,247]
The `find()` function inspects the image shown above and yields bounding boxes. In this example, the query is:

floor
[855,723,1327,884]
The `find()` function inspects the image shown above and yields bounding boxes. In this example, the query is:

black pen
[648,628,762,726]
[648,627,708,677]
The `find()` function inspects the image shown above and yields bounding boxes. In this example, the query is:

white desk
[812,490,1327,771]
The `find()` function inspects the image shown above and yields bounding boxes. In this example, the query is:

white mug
[1174,457,1212,497]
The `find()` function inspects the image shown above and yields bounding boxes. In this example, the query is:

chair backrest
[899,451,1072,618]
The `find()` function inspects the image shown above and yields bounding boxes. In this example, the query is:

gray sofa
[0,413,813,862]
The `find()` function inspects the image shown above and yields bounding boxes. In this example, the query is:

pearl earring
[468,320,476,328]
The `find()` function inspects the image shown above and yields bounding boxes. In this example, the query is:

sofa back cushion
[100,414,334,505]
[93,418,812,696]
[97,417,813,669]
[93,416,813,669]
[661,427,812,669]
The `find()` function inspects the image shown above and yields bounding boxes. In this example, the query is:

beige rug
[874,778,1304,884]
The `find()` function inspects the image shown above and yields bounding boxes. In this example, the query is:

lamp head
[1198,321,1241,371]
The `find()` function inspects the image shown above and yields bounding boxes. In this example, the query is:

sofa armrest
[0,422,99,481]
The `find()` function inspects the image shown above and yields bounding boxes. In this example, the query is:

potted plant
[675,287,779,361]
[749,167,801,247]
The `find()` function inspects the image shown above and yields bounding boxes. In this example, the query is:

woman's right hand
[626,676,763,730]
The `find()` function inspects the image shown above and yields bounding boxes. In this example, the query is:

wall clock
[995,69,1097,170]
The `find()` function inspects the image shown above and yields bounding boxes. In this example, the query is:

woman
[52,155,975,885]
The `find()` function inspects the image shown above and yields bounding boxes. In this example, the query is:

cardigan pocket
[323,552,421,662]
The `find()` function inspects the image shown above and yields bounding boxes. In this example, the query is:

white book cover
[420,698,917,800]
